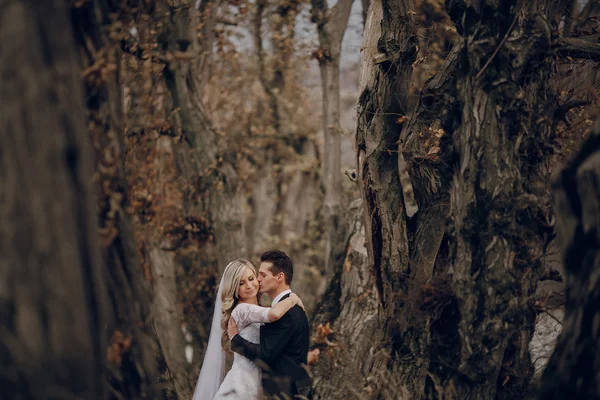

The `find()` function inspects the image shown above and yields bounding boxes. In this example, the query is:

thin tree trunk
[312,0,354,281]
[119,1,246,395]
[245,0,324,313]
[0,1,106,397]
[538,125,600,399]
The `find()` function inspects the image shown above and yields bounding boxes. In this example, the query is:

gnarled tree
[310,0,600,398]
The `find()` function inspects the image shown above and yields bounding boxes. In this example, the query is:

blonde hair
[219,258,257,351]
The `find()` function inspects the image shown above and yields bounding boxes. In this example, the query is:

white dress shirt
[271,289,292,306]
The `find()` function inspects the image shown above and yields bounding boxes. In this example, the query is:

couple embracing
[193,250,313,399]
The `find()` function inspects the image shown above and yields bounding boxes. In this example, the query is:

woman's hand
[227,317,239,340]
[289,293,305,311]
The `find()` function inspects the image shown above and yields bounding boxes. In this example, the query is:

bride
[192,258,303,400]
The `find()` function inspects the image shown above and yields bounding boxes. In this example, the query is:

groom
[228,250,312,399]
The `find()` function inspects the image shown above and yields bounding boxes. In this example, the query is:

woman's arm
[234,294,304,327]
[267,293,304,322]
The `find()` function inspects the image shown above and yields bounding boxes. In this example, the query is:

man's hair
[260,250,293,285]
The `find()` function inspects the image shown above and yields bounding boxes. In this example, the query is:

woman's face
[237,266,259,301]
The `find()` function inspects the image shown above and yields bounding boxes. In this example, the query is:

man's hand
[227,317,239,340]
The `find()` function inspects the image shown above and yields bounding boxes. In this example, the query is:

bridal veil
[192,263,231,400]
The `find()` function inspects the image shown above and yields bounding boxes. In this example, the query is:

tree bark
[442,3,557,397]
[0,1,106,397]
[310,0,563,398]
[355,0,423,396]
[554,37,600,62]
[538,126,600,399]
[310,199,380,398]
[72,0,164,397]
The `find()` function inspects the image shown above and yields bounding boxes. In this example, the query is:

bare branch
[475,14,518,81]
[554,37,600,62]
[215,17,239,26]
[328,0,354,43]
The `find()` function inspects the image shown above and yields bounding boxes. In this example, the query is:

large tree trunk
[311,0,563,398]
[70,1,166,397]
[356,0,425,396]
[440,2,557,396]
[538,126,600,399]
[0,1,105,397]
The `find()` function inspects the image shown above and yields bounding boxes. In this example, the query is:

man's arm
[228,308,298,363]
[258,310,296,364]
[228,317,263,360]
[231,333,262,359]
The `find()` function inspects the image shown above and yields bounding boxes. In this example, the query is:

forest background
[2,0,600,399]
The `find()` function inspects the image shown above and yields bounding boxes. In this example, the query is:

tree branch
[554,37,600,62]
[328,0,354,43]
[215,17,239,26]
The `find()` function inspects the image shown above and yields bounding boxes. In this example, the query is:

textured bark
[0,1,106,397]
[310,199,380,398]
[310,0,562,398]
[443,2,558,397]
[554,37,600,62]
[355,0,423,396]
[538,127,600,399]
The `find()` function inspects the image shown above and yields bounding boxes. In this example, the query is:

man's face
[258,261,281,296]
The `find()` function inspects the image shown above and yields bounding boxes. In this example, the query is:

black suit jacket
[231,293,311,398]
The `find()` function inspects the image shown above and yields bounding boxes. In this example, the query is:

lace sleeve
[232,303,270,330]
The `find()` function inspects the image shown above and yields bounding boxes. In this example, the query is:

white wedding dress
[213,303,270,399]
